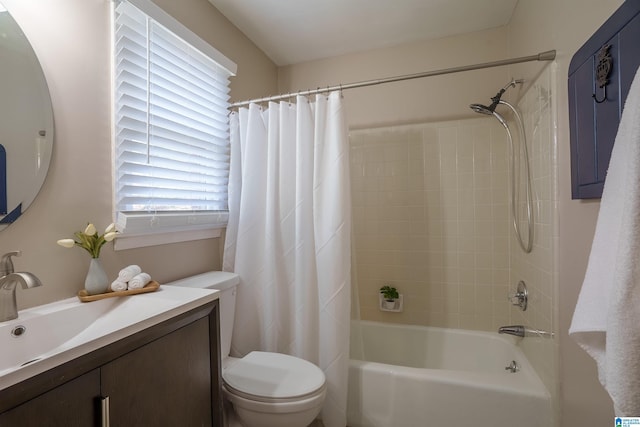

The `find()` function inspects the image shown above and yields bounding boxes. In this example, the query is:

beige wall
[278,27,509,129]
[1,0,277,310]
[506,1,622,426]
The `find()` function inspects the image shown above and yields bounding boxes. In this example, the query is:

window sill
[113,211,228,250]
[114,226,224,250]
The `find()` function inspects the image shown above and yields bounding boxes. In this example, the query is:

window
[112,0,236,249]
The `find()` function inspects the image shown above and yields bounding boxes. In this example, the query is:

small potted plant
[380,285,399,310]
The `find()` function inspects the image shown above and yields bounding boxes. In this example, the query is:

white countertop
[0,285,218,391]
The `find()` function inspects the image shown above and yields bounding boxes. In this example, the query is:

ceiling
[207,0,519,66]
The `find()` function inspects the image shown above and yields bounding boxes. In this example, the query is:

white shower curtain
[223,91,351,427]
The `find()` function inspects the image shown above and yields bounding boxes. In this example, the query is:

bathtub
[347,321,551,427]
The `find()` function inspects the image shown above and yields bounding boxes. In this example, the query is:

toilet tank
[165,271,239,358]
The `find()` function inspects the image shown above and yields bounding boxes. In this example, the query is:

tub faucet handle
[508,280,528,311]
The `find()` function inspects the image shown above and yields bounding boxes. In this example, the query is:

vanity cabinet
[0,301,222,427]
[101,316,213,426]
[0,369,100,426]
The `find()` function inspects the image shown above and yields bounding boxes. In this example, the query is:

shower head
[469,102,509,130]
[469,103,494,115]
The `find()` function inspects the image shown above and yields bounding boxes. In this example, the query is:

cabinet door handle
[101,396,110,427]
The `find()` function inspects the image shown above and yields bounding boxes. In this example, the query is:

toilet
[167,271,326,427]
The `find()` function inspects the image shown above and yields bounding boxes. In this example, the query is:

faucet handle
[0,251,21,276]
[508,280,528,311]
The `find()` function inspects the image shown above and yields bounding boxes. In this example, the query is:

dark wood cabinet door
[0,369,100,427]
[101,317,213,427]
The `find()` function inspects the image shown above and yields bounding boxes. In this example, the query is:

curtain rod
[230,50,556,108]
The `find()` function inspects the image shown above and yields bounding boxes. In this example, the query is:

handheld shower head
[469,103,509,130]
[469,103,493,115]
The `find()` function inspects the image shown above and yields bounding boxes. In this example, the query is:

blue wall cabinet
[569,1,640,199]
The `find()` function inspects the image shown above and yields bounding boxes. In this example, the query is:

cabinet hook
[593,85,607,103]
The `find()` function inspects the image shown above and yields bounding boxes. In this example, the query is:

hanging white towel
[569,65,640,416]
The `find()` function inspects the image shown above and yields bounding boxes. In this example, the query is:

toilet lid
[223,351,325,399]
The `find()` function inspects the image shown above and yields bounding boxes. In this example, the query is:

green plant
[379,285,399,301]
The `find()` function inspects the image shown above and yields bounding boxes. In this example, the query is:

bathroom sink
[0,296,120,375]
[0,285,218,391]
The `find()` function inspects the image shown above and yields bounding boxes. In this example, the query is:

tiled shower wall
[349,63,558,411]
[350,66,557,334]
[350,117,513,331]
[510,64,558,410]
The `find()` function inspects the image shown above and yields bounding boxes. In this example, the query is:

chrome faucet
[498,325,526,337]
[0,251,42,322]
[498,324,554,339]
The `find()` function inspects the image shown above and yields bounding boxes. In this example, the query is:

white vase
[85,258,109,295]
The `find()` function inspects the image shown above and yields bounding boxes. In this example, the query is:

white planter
[382,299,397,310]
[378,293,403,312]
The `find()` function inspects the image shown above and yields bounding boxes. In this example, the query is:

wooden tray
[77,280,160,302]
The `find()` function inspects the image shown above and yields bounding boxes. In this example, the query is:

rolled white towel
[110,280,128,292]
[118,265,142,282]
[128,272,151,290]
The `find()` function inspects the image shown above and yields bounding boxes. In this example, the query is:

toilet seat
[224,382,326,404]
[222,351,326,401]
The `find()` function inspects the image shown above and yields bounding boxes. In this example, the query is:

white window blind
[113,0,236,242]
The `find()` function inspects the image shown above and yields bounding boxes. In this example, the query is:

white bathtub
[348,321,551,427]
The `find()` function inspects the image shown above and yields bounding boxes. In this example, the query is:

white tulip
[57,239,76,248]
[105,223,117,234]
[84,223,97,235]
[104,231,118,242]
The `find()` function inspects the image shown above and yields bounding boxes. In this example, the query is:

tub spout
[498,325,554,338]
[498,325,525,337]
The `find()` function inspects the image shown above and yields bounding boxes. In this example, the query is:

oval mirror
[0,2,54,230]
